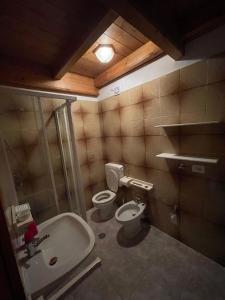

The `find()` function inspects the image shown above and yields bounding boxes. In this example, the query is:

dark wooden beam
[0,58,98,96]
[97,0,184,59]
[53,9,118,79]
[95,41,163,88]
[183,15,225,42]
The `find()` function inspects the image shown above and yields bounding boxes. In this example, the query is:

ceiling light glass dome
[94,45,114,63]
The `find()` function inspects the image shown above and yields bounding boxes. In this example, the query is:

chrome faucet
[26,234,50,258]
[134,195,142,204]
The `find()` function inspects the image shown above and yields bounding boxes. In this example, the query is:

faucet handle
[25,241,36,258]
[178,163,185,170]
[135,195,143,203]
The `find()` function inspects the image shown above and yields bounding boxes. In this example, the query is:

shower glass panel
[39,97,70,216]
[0,91,57,223]
[0,88,86,224]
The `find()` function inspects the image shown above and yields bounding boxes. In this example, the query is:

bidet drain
[49,257,57,266]
[98,233,106,239]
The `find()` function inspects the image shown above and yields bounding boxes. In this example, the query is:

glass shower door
[0,90,58,224]
[0,87,86,223]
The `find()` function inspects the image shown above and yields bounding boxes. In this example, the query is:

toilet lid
[92,190,116,204]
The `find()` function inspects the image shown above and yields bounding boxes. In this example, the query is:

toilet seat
[92,190,116,206]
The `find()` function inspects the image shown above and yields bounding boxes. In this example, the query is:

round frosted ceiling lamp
[94,45,115,63]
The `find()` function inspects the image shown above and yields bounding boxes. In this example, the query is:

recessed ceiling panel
[69,17,150,78]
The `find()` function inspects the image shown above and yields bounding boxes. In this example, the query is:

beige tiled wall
[1,55,224,266]
[76,55,225,265]
[71,100,106,210]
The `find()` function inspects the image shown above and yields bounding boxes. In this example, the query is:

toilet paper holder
[119,176,153,191]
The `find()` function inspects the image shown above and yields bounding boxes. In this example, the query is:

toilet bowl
[115,201,146,238]
[92,190,116,220]
[92,163,124,221]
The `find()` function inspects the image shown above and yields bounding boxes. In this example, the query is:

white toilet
[115,200,146,239]
[92,163,124,221]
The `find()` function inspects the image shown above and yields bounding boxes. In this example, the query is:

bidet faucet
[134,195,142,204]
[26,234,50,258]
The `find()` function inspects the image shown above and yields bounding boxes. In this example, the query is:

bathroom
[0,2,225,300]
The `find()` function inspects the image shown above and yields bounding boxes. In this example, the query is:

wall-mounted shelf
[156,153,218,164]
[154,121,220,128]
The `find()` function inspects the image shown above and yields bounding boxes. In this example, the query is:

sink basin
[19,213,95,297]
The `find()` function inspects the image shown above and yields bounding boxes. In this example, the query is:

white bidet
[115,200,146,239]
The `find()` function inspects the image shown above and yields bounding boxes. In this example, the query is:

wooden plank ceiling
[0,0,225,96]
[0,0,115,96]
[70,17,150,78]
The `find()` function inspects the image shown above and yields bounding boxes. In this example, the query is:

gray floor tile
[180,253,225,300]
[181,273,225,300]
[62,208,225,300]
[62,268,122,300]
[130,244,192,300]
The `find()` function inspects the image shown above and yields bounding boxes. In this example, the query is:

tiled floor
[63,208,225,300]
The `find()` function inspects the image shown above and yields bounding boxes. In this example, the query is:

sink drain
[98,232,106,239]
[49,257,57,266]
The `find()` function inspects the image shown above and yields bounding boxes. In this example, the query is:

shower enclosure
[0,86,86,223]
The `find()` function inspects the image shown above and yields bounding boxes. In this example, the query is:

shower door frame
[0,85,87,220]
[66,101,87,219]
[54,101,86,219]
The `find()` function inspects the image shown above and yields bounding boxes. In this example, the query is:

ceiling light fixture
[94,44,115,63]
